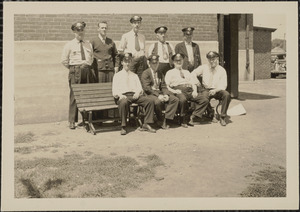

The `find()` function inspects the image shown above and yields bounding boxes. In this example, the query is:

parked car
[271,54,286,78]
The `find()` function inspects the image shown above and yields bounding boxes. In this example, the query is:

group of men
[61,15,231,135]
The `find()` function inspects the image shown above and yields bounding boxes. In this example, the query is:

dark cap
[171,53,185,61]
[120,53,133,62]
[206,51,220,59]
[182,27,195,35]
[130,15,142,23]
[154,26,168,34]
[71,22,86,31]
[147,54,160,63]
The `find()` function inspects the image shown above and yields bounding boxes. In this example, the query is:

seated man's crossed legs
[147,94,179,129]
[201,89,231,126]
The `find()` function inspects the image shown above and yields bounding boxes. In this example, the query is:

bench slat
[74,93,113,99]
[77,100,116,108]
[72,83,112,90]
[78,104,118,112]
[76,97,115,104]
[74,90,112,96]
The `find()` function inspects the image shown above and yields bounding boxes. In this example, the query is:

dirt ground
[14,79,286,197]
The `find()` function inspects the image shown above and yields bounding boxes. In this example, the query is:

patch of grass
[15,154,164,198]
[240,166,286,197]
[14,147,32,154]
[15,143,66,155]
[15,132,35,143]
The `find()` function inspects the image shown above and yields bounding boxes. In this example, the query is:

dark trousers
[98,70,114,83]
[174,86,209,118]
[129,56,148,80]
[147,94,179,120]
[115,93,155,127]
[68,65,92,123]
[158,62,172,76]
[201,89,231,118]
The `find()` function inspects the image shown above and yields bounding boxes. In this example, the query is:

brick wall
[253,27,274,79]
[14,14,218,41]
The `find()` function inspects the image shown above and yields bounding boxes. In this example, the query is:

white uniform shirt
[148,42,175,63]
[61,38,93,68]
[165,68,193,88]
[118,30,145,58]
[112,69,143,97]
[185,41,194,64]
[191,64,227,90]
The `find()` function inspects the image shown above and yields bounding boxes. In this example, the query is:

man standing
[175,27,202,72]
[141,54,179,129]
[165,53,209,127]
[90,21,119,83]
[61,21,94,129]
[148,26,175,76]
[112,53,156,135]
[118,15,147,79]
[191,51,231,126]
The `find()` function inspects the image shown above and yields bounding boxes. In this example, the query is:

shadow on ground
[237,92,279,101]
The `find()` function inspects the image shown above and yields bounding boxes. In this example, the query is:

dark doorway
[218,14,239,98]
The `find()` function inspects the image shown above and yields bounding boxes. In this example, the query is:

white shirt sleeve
[148,43,155,57]
[118,34,127,52]
[191,65,203,85]
[61,42,70,69]
[217,67,227,90]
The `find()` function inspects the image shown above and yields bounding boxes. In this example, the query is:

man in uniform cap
[112,53,156,135]
[141,54,179,129]
[165,53,209,127]
[118,15,148,80]
[61,21,94,129]
[148,26,175,76]
[191,51,231,126]
[175,27,202,72]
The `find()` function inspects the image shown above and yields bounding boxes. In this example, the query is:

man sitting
[141,54,179,129]
[112,53,156,135]
[191,51,231,126]
[165,53,209,127]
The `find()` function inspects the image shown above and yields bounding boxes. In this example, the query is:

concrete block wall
[253,28,273,79]
[15,40,218,125]
[14,14,218,42]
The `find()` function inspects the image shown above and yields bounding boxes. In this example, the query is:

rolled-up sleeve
[118,35,127,52]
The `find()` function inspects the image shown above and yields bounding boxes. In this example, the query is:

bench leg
[88,111,96,135]
[81,111,90,132]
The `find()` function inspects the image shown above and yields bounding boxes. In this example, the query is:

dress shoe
[161,123,170,130]
[120,127,127,135]
[69,122,75,129]
[220,117,227,126]
[161,119,170,130]
[181,123,188,128]
[140,124,156,133]
[188,117,195,127]
[212,115,218,123]
[77,122,84,127]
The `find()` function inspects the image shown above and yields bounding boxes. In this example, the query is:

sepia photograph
[2,1,299,211]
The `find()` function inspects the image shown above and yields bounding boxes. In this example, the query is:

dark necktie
[153,72,159,89]
[162,43,168,60]
[80,40,86,60]
[135,33,140,51]
[179,69,185,79]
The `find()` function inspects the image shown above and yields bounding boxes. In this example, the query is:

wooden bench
[71,82,142,135]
